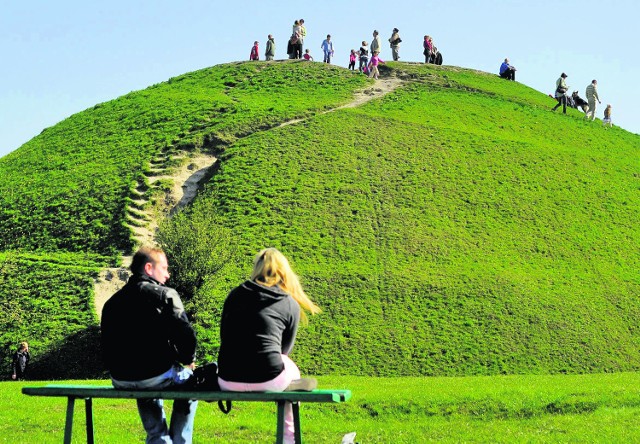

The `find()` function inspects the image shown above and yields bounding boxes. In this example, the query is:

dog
[571,91,590,114]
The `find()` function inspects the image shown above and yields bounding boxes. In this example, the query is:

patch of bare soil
[93,153,216,319]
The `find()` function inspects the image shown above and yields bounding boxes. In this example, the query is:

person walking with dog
[499,58,516,81]
[552,73,569,114]
[584,79,601,121]
[389,28,401,61]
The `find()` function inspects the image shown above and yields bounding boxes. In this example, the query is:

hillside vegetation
[0,62,369,376]
[0,61,638,377]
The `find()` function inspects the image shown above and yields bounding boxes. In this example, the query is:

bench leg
[276,401,285,444]
[64,397,75,444]
[275,401,303,444]
[292,402,302,444]
[85,398,94,444]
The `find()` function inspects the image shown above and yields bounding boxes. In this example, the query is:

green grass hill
[0,61,638,378]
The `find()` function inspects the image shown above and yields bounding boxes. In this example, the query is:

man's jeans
[112,366,198,444]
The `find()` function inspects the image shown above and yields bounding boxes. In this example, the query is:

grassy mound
[0,61,638,377]
[160,63,640,375]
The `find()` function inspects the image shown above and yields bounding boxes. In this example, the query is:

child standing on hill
[348,49,357,70]
[603,104,613,127]
[250,41,259,61]
[368,51,384,80]
[359,41,369,73]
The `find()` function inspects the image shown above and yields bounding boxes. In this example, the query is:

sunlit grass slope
[0,60,638,378]
[0,62,369,377]
[168,63,640,376]
[0,62,368,256]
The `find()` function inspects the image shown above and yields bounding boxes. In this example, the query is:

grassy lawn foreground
[3,373,640,443]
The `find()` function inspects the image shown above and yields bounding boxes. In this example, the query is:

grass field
[6,372,640,443]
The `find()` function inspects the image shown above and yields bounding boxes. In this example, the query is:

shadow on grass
[28,326,108,380]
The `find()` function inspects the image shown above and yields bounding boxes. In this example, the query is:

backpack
[184,362,232,414]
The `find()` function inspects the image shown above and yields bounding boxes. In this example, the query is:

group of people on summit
[101,246,318,444]
[248,20,441,78]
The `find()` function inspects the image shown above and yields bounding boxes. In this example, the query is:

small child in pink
[303,48,314,61]
[368,51,384,79]
[348,49,357,70]
[249,41,259,61]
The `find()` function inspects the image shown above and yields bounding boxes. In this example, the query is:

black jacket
[218,280,300,382]
[12,350,30,378]
[100,274,196,381]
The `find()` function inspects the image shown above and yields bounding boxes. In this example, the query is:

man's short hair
[130,247,165,275]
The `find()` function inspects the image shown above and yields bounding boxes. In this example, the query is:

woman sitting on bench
[217,248,321,444]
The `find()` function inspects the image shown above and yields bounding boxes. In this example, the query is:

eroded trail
[93,75,405,318]
[279,77,403,127]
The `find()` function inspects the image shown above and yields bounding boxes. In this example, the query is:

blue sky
[1,0,638,158]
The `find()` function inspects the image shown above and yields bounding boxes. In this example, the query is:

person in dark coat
[101,247,198,444]
[217,248,321,444]
[11,342,30,380]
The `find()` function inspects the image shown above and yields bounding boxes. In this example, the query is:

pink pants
[218,355,301,443]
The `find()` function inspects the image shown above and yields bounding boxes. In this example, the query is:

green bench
[22,385,351,443]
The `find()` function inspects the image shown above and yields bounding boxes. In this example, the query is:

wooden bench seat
[23,384,351,443]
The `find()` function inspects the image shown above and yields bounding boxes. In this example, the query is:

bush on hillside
[157,210,240,301]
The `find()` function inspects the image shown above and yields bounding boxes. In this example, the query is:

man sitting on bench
[101,247,198,444]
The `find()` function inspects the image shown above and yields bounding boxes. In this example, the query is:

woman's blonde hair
[251,248,321,322]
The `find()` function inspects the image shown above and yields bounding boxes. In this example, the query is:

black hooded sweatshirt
[217,280,300,382]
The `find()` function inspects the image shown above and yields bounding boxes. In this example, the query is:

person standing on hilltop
[552,72,569,114]
[291,20,303,59]
[11,342,30,380]
[423,35,433,63]
[359,41,369,73]
[217,248,321,444]
[389,28,401,61]
[584,79,601,121]
[348,49,357,70]
[499,58,516,81]
[249,41,260,61]
[370,30,381,58]
[321,34,334,63]
[265,35,275,61]
[101,247,198,444]
[299,19,307,55]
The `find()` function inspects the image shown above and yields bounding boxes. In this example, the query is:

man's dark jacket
[100,274,196,381]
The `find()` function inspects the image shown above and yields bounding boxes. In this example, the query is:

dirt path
[279,77,403,128]
[93,75,404,319]
[93,153,216,318]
